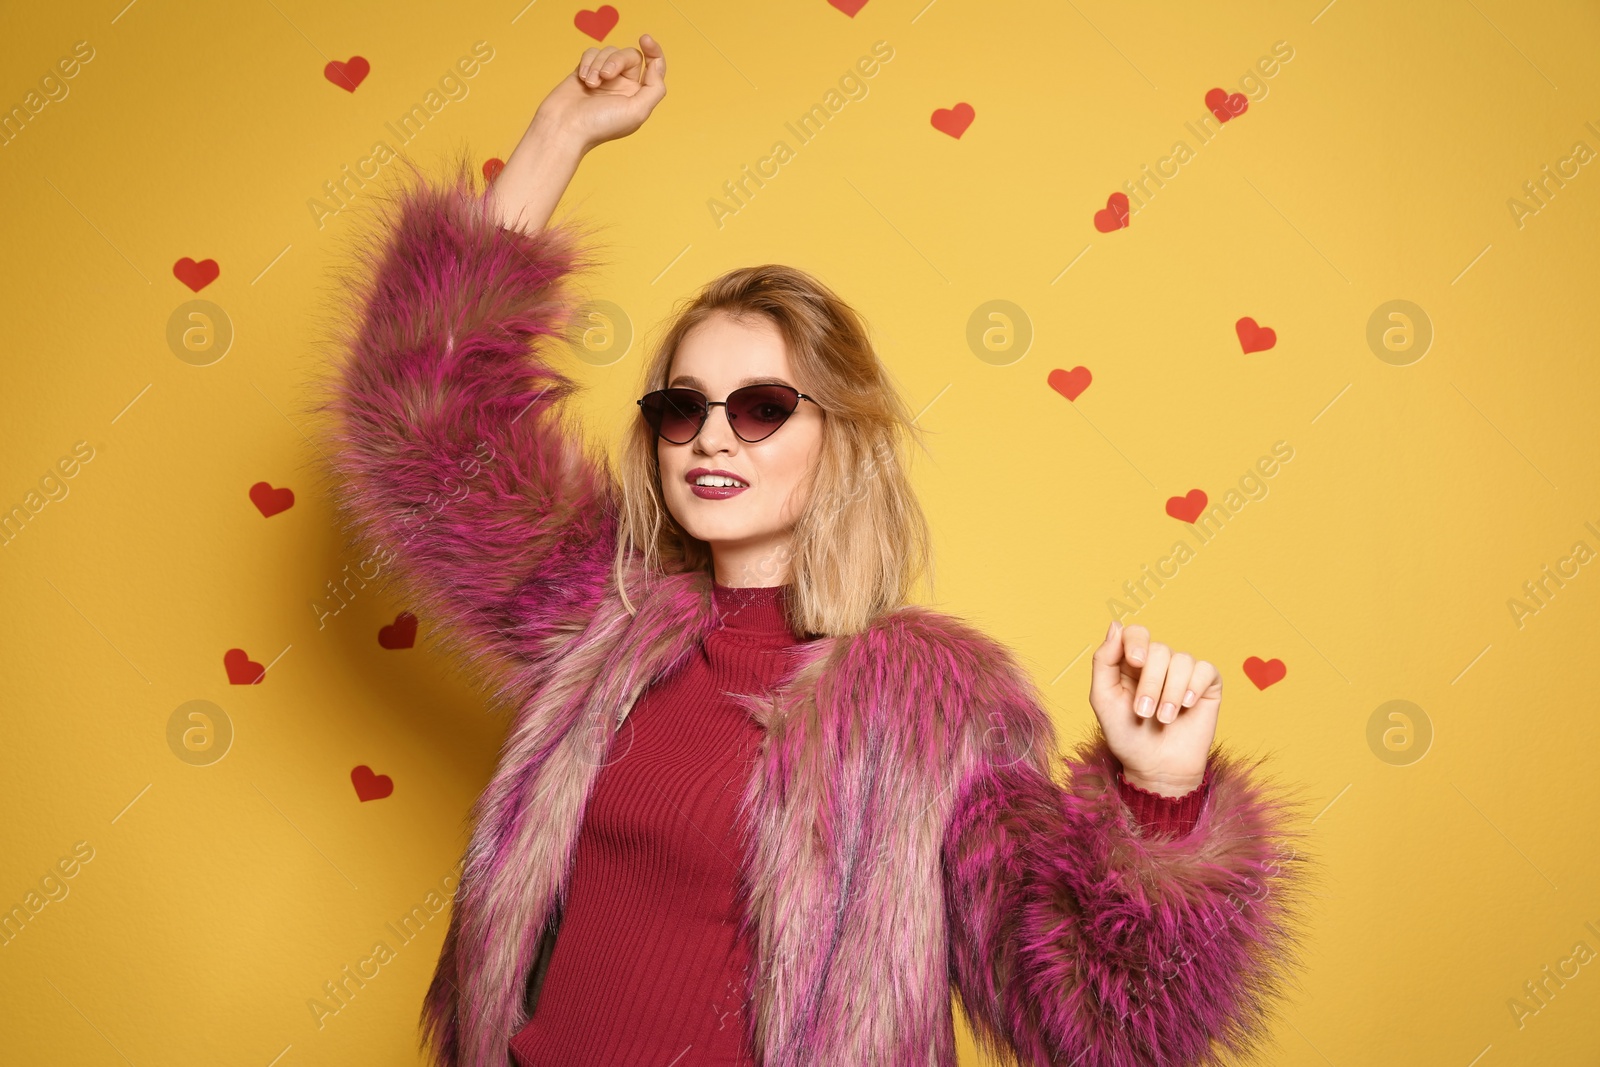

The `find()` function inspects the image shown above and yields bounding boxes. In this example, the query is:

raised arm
[942,648,1315,1067]
[308,37,669,704]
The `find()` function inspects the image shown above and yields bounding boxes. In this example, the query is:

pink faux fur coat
[312,158,1313,1067]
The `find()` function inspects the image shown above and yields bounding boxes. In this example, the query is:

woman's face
[655,311,825,587]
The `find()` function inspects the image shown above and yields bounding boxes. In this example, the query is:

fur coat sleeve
[310,154,619,702]
[941,638,1313,1067]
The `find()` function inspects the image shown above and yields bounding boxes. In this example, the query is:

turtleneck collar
[710,580,798,639]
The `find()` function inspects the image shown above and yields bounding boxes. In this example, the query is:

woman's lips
[690,483,747,500]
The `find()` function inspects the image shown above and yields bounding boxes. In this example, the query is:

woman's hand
[491,34,667,234]
[1089,620,1218,796]
[537,34,668,152]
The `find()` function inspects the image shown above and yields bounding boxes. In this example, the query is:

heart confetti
[351,765,394,802]
[172,257,219,292]
[1047,366,1093,402]
[224,648,266,685]
[324,56,370,92]
[1204,87,1249,122]
[249,481,294,518]
[1165,490,1208,524]
[1093,192,1130,232]
[1235,316,1277,353]
[930,103,975,139]
[378,612,418,649]
[1243,656,1287,690]
[574,5,620,41]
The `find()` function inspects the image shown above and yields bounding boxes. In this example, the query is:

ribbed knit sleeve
[1117,767,1212,839]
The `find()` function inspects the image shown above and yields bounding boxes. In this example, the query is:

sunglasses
[636,384,819,444]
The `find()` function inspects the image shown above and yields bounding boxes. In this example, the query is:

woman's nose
[696,403,738,449]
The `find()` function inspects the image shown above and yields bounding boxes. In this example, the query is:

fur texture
[310,157,1316,1067]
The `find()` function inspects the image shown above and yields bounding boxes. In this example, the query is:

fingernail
[1158,702,1175,722]
[1182,689,1195,707]
[1137,696,1153,717]
[1106,619,1117,640]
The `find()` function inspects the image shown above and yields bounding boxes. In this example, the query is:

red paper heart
[249,481,294,517]
[574,5,619,40]
[224,648,265,685]
[1047,366,1092,402]
[483,157,505,184]
[1093,192,1130,232]
[351,765,394,802]
[1235,316,1277,353]
[1165,489,1208,524]
[930,103,975,139]
[1243,656,1287,690]
[172,257,219,292]
[828,0,870,14]
[324,56,370,92]
[1204,87,1248,122]
[379,612,417,649]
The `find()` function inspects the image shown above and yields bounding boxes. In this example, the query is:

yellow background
[3,0,1599,1063]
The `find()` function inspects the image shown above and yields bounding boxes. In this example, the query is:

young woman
[315,32,1311,1067]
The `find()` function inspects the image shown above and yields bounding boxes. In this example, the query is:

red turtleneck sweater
[509,583,1206,1066]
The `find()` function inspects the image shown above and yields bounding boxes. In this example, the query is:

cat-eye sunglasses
[636,384,819,445]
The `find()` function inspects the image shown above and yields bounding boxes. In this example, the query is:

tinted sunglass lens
[728,386,798,442]
[644,389,707,443]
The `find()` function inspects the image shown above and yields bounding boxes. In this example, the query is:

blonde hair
[614,264,934,637]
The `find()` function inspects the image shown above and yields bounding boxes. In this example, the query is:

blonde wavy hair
[613,264,934,638]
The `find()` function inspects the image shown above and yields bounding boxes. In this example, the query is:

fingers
[1122,622,1151,668]
[1090,618,1126,694]
[1155,651,1194,724]
[580,45,627,87]
[639,32,666,84]
[1184,660,1219,708]
[1133,640,1171,720]
[577,47,603,84]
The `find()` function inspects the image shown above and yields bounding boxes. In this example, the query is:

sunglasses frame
[636,384,820,445]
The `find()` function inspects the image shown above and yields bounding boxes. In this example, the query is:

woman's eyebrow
[667,374,794,389]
